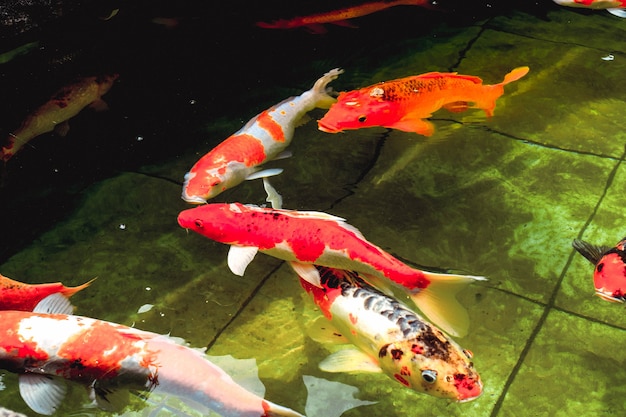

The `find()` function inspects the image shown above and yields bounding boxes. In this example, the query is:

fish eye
[194,219,203,228]
[358,115,367,123]
[421,370,437,384]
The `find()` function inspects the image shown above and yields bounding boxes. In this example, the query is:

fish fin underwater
[32,293,74,314]
[227,245,260,276]
[319,348,384,374]
[608,7,626,16]
[307,316,350,344]
[18,373,67,415]
[411,271,487,338]
[572,238,611,264]
[290,262,323,287]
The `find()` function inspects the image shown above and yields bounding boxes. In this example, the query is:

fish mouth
[595,290,626,303]
[181,193,207,204]
[454,375,483,402]
[317,120,341,133]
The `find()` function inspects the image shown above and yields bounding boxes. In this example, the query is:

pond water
[1,1,626,416]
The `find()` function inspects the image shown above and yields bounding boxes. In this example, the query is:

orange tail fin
[61,277,96,298]
[501,66,529,85]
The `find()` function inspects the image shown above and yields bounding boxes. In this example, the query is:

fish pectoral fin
[227,245,259,276]
[319,349,382,374]
[19,374,67,415]
[53,121,70,137]
[608,8,626,17]
[389,117,435,136]
[411,271,486,338]
[245,168,284,181]
[89,98,110,112]
[91,382,130,412]
[289,262,322,287]
[443,101,471,113]
[307,316,350,344]
[572,239,609,265]
[33,293,75,314]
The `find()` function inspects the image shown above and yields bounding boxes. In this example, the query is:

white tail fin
[312,68,344,109]
[411,272,486,337]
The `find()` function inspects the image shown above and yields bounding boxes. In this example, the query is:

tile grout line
[489,143,626,416]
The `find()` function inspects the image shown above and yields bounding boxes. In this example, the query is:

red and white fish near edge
[181,68,343,204]
[0,295,304,417]
[177,202,486,337]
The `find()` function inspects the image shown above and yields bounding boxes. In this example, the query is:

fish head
[377,327,482,402]
[318,88,397,133]
[177,203,252,243]
[181,170,222,203]
[96,74,119,95]
[593,245,626,303]
[552,0,623,9]
[182,161,253,203]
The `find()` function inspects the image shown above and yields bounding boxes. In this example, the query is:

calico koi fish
[177,202,485,337]
[299,266,482,402]
[181,68,342,204]
[573,237,626,302]
[552,0,626,17]
[0,294,304,417]
[256,0,435,34]
[1,74,118,162]
[0,272,93,311]
[318,67,529,136]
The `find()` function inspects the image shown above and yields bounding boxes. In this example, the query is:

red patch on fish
[0,316,49,361]
[394,373,410,387]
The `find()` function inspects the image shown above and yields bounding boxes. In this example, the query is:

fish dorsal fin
[33,293,74,314]
[319,348,382,374]
[307,316,349,344]
[290,262,322,287]
[410,271,486,337]
[19,374,67,415]
[572,239,609,265]
[206,355,265,397]
[227,245,259,276]
[290,210,346,223]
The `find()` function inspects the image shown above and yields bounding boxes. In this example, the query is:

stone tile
[326,127,612,303]
[496,309,626,416]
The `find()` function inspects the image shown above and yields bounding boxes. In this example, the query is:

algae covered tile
[495,309,626,416]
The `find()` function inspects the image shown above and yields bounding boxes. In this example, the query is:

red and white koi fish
[181,68,343,204]
[573,238,626,302]
[0,272,93,311]
[552,0,626,17]
[0,294,304,417]
[318,67,529,136]
[256,0,436,34]
[299,266,482,402]
[177,202,485,337]
[1,74,118,162]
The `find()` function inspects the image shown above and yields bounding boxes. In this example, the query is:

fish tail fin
[61,277,96,298]
[410,271,486,338]
[311,68,344,109]
[264,400,306,417]
[501,66,529,86]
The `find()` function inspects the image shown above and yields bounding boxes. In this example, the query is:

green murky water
[1,1,626,416]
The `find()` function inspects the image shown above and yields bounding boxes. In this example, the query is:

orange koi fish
[177,202,486,337]
[181,68,342,204]
[0,295,304,417]
[318,67,529,136]
[573,238,626,302]
[256,0,435,34]
[1,74,118,162]
[552,0,626,17]
[0,272,93,311]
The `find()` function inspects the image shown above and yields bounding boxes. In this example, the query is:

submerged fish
[181,68,342,204]
[0,272,93,311]
[0,294,304,417]
[318,67,529,136]
[299,266,482,402]
[256,0,435,34]
[552,0,626,17]
[573,237,626,302]
[177,202,485,337]
[1,74,118,162]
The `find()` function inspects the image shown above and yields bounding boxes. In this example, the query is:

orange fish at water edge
[256,0,437,34]
[0,272,93,311]
[318,67,529,136]
[1,74,118,162]
[573,238,626,302]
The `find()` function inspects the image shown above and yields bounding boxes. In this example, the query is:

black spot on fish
[597,263,604,272]
[379,343,390,358]
[391,348,404,361]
